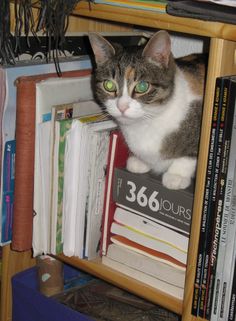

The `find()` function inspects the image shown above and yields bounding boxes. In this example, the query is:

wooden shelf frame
[1,2,236,321]
[57,255,182,314]
[56,38,236,321]
[70,2,236,320]
[73,0,236,41]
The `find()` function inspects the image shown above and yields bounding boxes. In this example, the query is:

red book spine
[100,130,129,256]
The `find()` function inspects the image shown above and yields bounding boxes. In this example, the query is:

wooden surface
[73,1,236,41]
[0,245,35,321]
[58,254,182,315]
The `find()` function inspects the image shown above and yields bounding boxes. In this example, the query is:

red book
[100,130,129,255]
[12,69,91,251]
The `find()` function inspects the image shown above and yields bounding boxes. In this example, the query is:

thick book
[50,101,102,255]
[102,255,184,300]
[84,129,113,259]
[210,77,236,320]
[104,242,186,288]
[100,131,129,255]
[33,73,94,254]
[111,206,188,265]
[202,77,236,318]
[110,221,187,265]
[62,115,116,258]
[113,167,194,234]
[12,67,91,251]
[191,76,225,316]
[110,234,186,270]
[113,206,189,252]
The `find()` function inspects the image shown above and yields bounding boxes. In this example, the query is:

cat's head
[88,30,176,125]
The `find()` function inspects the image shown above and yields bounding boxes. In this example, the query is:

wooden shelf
[2,2,236,321]
[73,0,236,41]
[57,254,183,315]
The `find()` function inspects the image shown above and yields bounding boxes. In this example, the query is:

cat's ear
[142,30,171,67]
[88,33,115,65]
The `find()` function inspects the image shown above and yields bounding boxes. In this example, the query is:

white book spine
[102,255,184,300]
[63,120,84,257]
[111,221,187,264]
[106,243,185,288]
[218,180,236,321]
[216,111,236,321]
[114,206,189,252]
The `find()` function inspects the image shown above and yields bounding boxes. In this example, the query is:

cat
[88,30,207,190]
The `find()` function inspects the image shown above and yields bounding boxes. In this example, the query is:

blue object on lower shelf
[12,265,93,321]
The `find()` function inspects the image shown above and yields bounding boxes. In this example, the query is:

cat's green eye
[135,81,149,93]
[103,80,117,92]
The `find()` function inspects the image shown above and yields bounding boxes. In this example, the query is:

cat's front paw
[126,156,150,174]
[162,172,191,190]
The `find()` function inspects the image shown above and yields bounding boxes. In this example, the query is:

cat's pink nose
[117,101,129,113]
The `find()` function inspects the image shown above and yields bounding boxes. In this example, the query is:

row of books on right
[190,75,236,321]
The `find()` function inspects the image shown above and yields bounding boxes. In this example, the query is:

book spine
[1,140,16,244]
[228,256,236,321]
[101,131,129,255]
[191,77,225,316]
[12,78,36,251]
[204,79,236,319]
[210,81,236,320]
[218,166,236,320]
[205,131,232,317]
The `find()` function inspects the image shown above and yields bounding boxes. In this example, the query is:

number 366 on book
[112,168,194,234]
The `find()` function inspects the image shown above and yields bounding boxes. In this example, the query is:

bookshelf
[1,1,236,321]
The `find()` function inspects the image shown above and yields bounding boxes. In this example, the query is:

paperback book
[113,167,194,234]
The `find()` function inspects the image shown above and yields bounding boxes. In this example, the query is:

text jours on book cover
[113,168,194,234]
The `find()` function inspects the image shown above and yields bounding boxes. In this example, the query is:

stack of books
[191,75,236,321]
[28,73,117,258]
[0,54,92,248]
[101,132,195,300]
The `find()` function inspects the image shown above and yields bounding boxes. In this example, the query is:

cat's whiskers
[143,112,156,120]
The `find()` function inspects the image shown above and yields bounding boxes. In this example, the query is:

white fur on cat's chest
[121,117,173,172]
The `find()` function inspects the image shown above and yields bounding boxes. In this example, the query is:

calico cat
[88,30,207,190]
